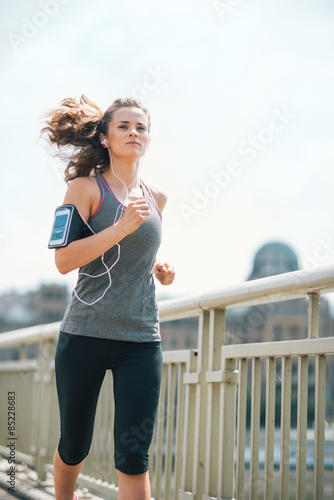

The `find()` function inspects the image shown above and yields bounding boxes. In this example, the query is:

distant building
[0,283,69,360]
[28,284,69,326]
[247,241,298,280]
[0,284,69,333]
[161,317,199,351]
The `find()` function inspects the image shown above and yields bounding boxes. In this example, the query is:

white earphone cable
[72,147,147,306]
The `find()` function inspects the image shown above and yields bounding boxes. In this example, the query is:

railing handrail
[222,336,334,359]
[1,264,334,348]
[0,321,61,349]
[158,263,334,320]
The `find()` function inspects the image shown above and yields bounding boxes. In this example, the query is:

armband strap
[48,204,87,249]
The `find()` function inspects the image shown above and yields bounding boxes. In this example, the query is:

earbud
[101,139,107,146]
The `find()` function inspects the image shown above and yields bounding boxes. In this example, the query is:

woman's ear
[100,133,108,147]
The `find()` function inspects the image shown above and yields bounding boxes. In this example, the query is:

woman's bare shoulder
[148,185,168,212]
[62,176,100,218]
[67,175,97,190]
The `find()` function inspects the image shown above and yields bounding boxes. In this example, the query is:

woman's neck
[102,159,144,204]
[104,158,141,188]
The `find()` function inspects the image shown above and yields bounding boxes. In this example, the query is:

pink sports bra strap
[140,179,162,221]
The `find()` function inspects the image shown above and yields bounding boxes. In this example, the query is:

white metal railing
[1,264,334,499]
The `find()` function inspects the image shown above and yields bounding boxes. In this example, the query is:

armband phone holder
[48,204,86,249]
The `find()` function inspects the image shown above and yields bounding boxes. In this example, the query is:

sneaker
[73,493,79,500]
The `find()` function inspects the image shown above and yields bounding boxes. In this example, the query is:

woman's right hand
[54,183,150,275]
[117,197,150,236]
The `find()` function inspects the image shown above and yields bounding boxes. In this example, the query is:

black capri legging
[55,331,163,475]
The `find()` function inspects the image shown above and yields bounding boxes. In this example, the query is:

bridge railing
[1,264,334,499]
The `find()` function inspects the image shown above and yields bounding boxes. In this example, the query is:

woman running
[41,94,175,500]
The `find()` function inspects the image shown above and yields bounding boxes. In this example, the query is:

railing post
[264,356,276,500]
[217,353,238,500]
[32,338,55,481]
[249,357,261,499]
[279,356,292,500]
[235,357,247,500]
[308,292,320,339]
[204,308,226,500]
[19,343,25,360]
[180,310,210,500]
[314,353,326,500]
[296,355,308,500]
[180,307,237,500]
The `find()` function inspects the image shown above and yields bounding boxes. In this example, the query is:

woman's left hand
[153,262,175,286]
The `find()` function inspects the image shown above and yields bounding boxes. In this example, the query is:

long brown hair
[40,94,151,183]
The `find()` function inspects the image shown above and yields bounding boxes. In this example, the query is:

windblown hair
[40,94,151,183]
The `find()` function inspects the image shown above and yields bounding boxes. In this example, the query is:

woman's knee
[57,438,90,466]
[54,447,84,469]
[114,447,149,476]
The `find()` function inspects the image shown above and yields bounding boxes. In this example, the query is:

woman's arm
[149,185,176,286]
[55,177,150,274]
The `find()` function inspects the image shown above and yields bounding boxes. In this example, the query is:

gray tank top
[60,174,162,342]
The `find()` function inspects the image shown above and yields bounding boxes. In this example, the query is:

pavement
[0,457,105,500]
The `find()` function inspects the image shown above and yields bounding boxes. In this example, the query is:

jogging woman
[42,95,175,500]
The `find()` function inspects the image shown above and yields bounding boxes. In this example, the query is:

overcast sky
[1,0,334,303]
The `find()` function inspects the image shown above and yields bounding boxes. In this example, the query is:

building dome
[248,241,298,280]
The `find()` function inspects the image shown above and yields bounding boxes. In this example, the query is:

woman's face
[103,107,150,159]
